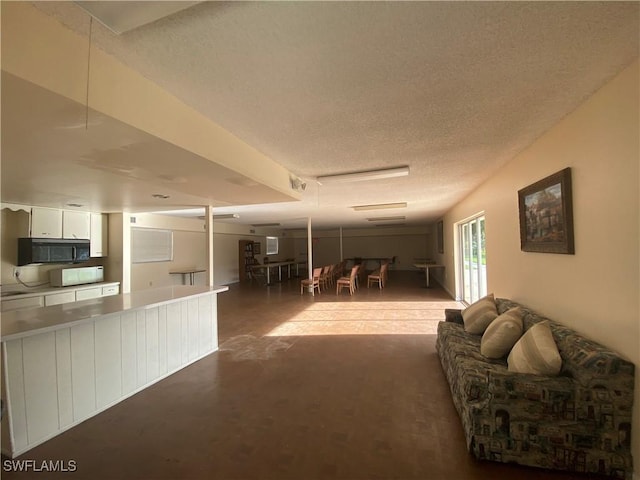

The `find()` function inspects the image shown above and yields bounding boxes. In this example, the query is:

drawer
[102,285,120,297]
[1,295,44,312]
[76,287,103,301]
[44,291,76,306]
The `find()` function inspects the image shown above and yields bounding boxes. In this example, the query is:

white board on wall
[132,228,173,263]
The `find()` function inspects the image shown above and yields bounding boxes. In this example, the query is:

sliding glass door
[459,215,486,304]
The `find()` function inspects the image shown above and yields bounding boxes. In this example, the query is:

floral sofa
[436,298,634,479]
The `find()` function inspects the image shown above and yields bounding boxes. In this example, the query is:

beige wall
[289,226,431,270]
[435,60,639,467]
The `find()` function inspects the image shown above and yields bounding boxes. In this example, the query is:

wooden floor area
[2,271,607,479]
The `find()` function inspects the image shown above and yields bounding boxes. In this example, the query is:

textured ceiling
[13,2,640,228]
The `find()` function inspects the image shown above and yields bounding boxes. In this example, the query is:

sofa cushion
[462,293,498,334]
[480,307,523,359]
[508,321,562,375]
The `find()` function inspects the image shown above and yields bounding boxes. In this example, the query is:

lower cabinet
[1,296,44,312]
[44,291,76,307]
[75,287,103,301]
[1,284,121,312]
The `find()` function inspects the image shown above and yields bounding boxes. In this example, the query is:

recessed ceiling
[3,1,639,229]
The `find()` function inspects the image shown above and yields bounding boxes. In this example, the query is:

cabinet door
[44,291,76,306]
[1,296,44,312]
[63,211,90,239]
[101,285,120,297]
[75,288,102,301]
[30,207,62,238]
[90,213,108,257]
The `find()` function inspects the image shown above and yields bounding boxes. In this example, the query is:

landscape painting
[518,168,574,254]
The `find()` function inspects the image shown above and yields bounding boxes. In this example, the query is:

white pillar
[307,217,314,294]
[205,205,214,286]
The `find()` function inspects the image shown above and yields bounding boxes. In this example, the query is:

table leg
[266,267,271,286]
[278,265,282,282]
[425,267,430,288]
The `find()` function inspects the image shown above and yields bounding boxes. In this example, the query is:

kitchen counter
[1,284,229,458]
[1,285,228,341]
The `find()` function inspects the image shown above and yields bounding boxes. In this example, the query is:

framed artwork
[518,167,574,254]
[437,220,444,254]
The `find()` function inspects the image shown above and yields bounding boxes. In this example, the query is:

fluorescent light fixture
[212,214,240,219]
[317,166,409,185]
[352,202,407,211]
[366,216,406,222]
[252,223,281,227]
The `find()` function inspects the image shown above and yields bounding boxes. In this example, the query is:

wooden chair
[300,267,322,295]
[336,265,359,295]
[367,262,389,289]
[319,265,332,291]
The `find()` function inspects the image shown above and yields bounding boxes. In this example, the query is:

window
[266,236,279,255]
[457,214,486,304]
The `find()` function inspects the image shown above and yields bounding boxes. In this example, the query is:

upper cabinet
[30,207,63,238]
[29,207,92,240]
[90,213,108,257]
[62,210,90,239]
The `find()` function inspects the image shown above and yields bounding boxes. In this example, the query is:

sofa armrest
[486,369,575,420]
[444,308,464,325]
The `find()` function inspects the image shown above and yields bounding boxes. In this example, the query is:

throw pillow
[480,307,524,359]
[444,308,464,325]
[462,293,498,335]
[507,321,562,375]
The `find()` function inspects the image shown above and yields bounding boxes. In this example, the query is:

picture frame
[437,220,444,254]
[518,167,574,254]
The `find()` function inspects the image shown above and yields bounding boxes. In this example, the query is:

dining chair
[336,265,359,295]
[367,262,389,289]
[319,265,332,291]
[300,267,322,295]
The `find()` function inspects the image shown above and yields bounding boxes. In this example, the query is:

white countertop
[1,285,229,342]
[1,281,121,299]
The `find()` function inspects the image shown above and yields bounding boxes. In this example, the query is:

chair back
[312,267,322,279]
[349,265,359,279]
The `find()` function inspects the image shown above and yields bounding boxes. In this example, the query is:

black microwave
[17,238,91,266]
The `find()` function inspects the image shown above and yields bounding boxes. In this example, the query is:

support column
[205,205,214,286]
[307,217,314,294]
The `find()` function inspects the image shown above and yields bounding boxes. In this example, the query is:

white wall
[435,60,640,468]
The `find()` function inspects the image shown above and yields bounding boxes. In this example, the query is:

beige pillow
[507,321,562,375]
[462,293,498,334]
[481,307,524,358]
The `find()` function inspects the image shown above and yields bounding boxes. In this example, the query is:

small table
[413,263,445,288]
[170,269,205,286]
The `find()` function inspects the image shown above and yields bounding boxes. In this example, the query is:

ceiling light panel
[317,166,409,185]
[366,216,406,221]
[352,202,407,211]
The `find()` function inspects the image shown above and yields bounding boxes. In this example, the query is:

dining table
[413,263,445,288]
[250,261,306,286]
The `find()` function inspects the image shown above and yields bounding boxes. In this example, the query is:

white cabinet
[62,210,90,239]
[44,291,76,307]
[75,287,103,301]
[29,208,90,239]
[101,285,119,297]
[1,296,44,312]
[90,213,108,257]
[30,207,62,238]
